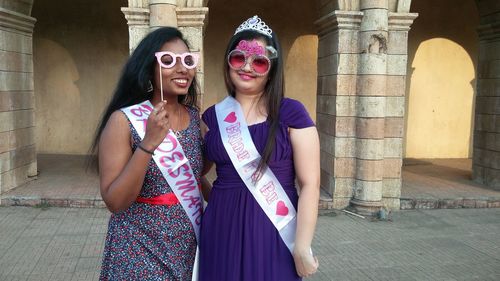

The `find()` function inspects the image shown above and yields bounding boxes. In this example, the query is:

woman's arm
[99,101,169,213]
[290,126,320,278]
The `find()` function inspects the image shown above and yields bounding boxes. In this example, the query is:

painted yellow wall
[406,0,478,158]
[203,0,318,119]
[406,39,475,158]
[285,35,318,120]
[33,0,128,154]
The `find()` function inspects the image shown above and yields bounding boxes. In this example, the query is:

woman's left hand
[293,248,319,278]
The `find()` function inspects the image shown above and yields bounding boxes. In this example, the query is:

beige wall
[405,0,479,158]
[33,0,128,154]
[203,0,318,119]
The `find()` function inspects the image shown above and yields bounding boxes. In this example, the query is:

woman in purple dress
[90,27,203,280]
[200,16,320,280]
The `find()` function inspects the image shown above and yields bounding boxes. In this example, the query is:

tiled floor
[1,154,499,209]
[402,158,498,198]
[1,154,102,207]
[401,158,500,208]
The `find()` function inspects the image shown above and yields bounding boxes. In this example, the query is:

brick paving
[0,207,499,281]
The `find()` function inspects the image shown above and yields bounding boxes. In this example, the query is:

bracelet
[137,144,155,155]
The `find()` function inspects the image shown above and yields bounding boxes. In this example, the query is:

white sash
[121,100,203,243]
[215,96,297,252]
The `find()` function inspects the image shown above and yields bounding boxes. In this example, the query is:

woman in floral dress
[90,27,203,280]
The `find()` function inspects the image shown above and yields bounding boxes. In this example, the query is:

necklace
[173,105,183,138]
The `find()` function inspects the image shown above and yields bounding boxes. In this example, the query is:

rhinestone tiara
[234,15,273,38]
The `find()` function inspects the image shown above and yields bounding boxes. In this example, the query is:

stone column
[149,0,178,29]
[315,10,363,209]
[0,3,37,197]
[176,6,209,107]
[383,12,417,208]
[121,0,150,54]
[473,1,500,189]
[350,0,389,215]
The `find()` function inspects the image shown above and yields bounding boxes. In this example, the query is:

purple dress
[99,106,203,281]
[200,98,315,281]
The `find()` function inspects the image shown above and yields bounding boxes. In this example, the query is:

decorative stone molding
[176,7,208,30]
[388,12,418,31]
[0,7,36,34]
[315,10,363,36]
[121,7,150,53]
[121,7,149,26]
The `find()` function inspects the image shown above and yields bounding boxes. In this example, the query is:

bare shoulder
[109,110,128,126]
[100,110,130,144]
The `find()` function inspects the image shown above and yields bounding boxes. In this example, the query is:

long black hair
[223,29,284,176]
[88,27,199,170]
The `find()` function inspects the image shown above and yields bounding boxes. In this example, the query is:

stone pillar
[177,6,209,107]
[0,2,37,197]
[316,1,417,213]
[315,10,363,209]
[383,11,417,208]
[149,0,178,29]
[122,0,150,54]
[473,0,500,189]
[350,0,389,215]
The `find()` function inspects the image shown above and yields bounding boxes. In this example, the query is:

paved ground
[1,206,499,281]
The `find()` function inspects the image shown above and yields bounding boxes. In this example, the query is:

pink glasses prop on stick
[154,51,199,100]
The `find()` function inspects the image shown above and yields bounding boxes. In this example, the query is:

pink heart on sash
[224,112,237,123]
[276,200,289,216]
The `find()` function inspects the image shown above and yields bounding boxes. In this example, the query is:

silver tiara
[234,15,273,38]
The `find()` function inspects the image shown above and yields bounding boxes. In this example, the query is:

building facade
[1,0,499,214]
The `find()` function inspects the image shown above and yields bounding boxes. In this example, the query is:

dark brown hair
[88,27,199,170]
[223,30,284,177]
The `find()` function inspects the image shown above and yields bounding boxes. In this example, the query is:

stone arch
[32,0,129,155]
[404,0,479,160]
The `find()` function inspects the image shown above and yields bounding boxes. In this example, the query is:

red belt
[136,192,179,205]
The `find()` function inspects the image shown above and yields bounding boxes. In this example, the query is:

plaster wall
[33,0,128,154]
[405,0,479,158]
